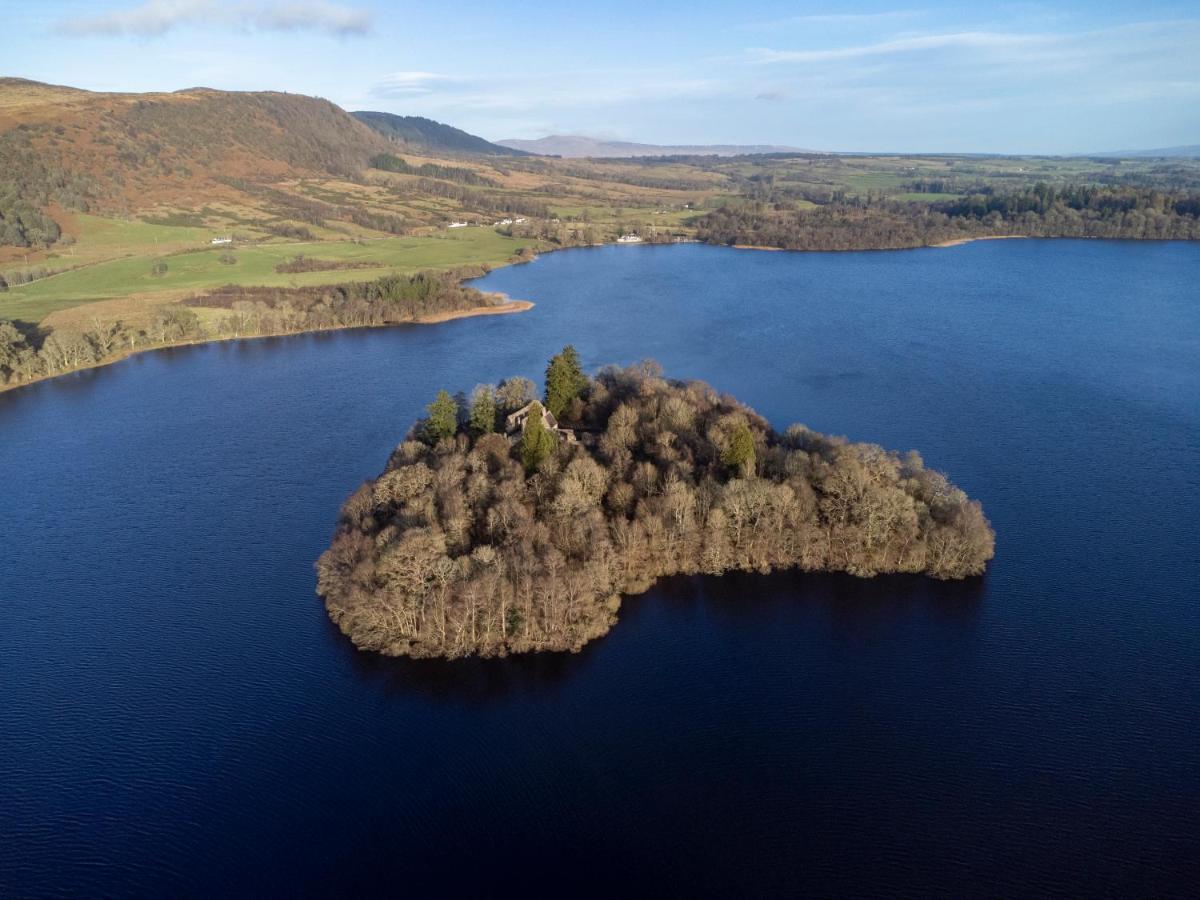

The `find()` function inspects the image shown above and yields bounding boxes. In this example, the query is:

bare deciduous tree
[317,362,995,659]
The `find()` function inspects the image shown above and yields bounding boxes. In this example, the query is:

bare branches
[316,362,995,659]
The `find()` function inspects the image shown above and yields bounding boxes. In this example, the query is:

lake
[1,241,1198,896]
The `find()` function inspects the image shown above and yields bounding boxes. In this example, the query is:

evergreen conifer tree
[520,401,556,472]
[544,345,587,420]
[423,390,458,445]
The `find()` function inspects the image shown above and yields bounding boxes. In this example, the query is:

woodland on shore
[0,265,511,390]
[317,350,995,659]
[694,185,1200,251]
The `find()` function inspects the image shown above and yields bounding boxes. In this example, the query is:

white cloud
[350,18,1199,152]
[368,69,726,113]
[369,72,469,97]
[748,30,1057,65]
[58,0,372,37]
[736,9,926,33]
[743,20,1200,104]
[749,18,1200,71]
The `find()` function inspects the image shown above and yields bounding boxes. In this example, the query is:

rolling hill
[0,77,729,285]
[496,134,805,158]
[352,111,528,156]
[0,78,394,250]
[0,78,389,190]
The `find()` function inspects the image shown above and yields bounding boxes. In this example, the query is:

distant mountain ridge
[497,134,806,158]
[1094,145,1200,159]
[352,111,528,157]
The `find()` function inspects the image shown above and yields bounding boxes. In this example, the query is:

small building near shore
[504,402,576,443]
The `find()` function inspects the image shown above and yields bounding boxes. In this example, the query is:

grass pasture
[0,229,536,323]
[893,192,965,202]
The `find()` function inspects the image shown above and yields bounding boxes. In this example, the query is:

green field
[69,213,216,252]
[893,192,965,202]
[1,228,535,322]
[839,173,911,192]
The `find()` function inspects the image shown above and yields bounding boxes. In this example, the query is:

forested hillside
[353,111,527,156]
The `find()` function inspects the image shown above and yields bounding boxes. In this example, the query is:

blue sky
[4,0,1198,153]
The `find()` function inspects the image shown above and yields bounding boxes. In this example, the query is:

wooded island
[316,349,995,658]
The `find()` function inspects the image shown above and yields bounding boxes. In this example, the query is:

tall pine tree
[544,345,587,420]
[423,390,458,445]
[520,402,556,472]
[468,384,496,435]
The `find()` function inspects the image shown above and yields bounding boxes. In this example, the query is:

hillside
[0,79,389,179]
[0,78,712,266]
[352,111,527,156]
[0,78,390,252]
[497,134,805,158]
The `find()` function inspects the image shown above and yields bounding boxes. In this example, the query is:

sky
[3,0,1199,154]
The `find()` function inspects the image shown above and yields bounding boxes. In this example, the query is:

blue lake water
[1,241,1198,896]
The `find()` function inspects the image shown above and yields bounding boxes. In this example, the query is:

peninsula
[316,349,995,658]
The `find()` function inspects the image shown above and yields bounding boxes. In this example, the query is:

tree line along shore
[317,350,995,659]
[3,183,1199,393]
[694,184,1200,251]
[0,262,529,393]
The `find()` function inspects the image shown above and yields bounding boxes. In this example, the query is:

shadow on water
[0,328,386,414]
[323,613,600,704]
[688,568,987,630]
[0,357,128,408]
[0,340,220,411]
[324,568,986,703]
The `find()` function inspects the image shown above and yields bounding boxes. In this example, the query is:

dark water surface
[2,241,1198,896]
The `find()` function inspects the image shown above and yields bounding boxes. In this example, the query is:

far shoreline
[930,234,1028,248]
[413,298,532,324]
[729,234,1030,253]
[1,233,1187,397]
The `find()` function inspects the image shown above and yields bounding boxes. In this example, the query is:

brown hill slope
[0,78,391,239]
